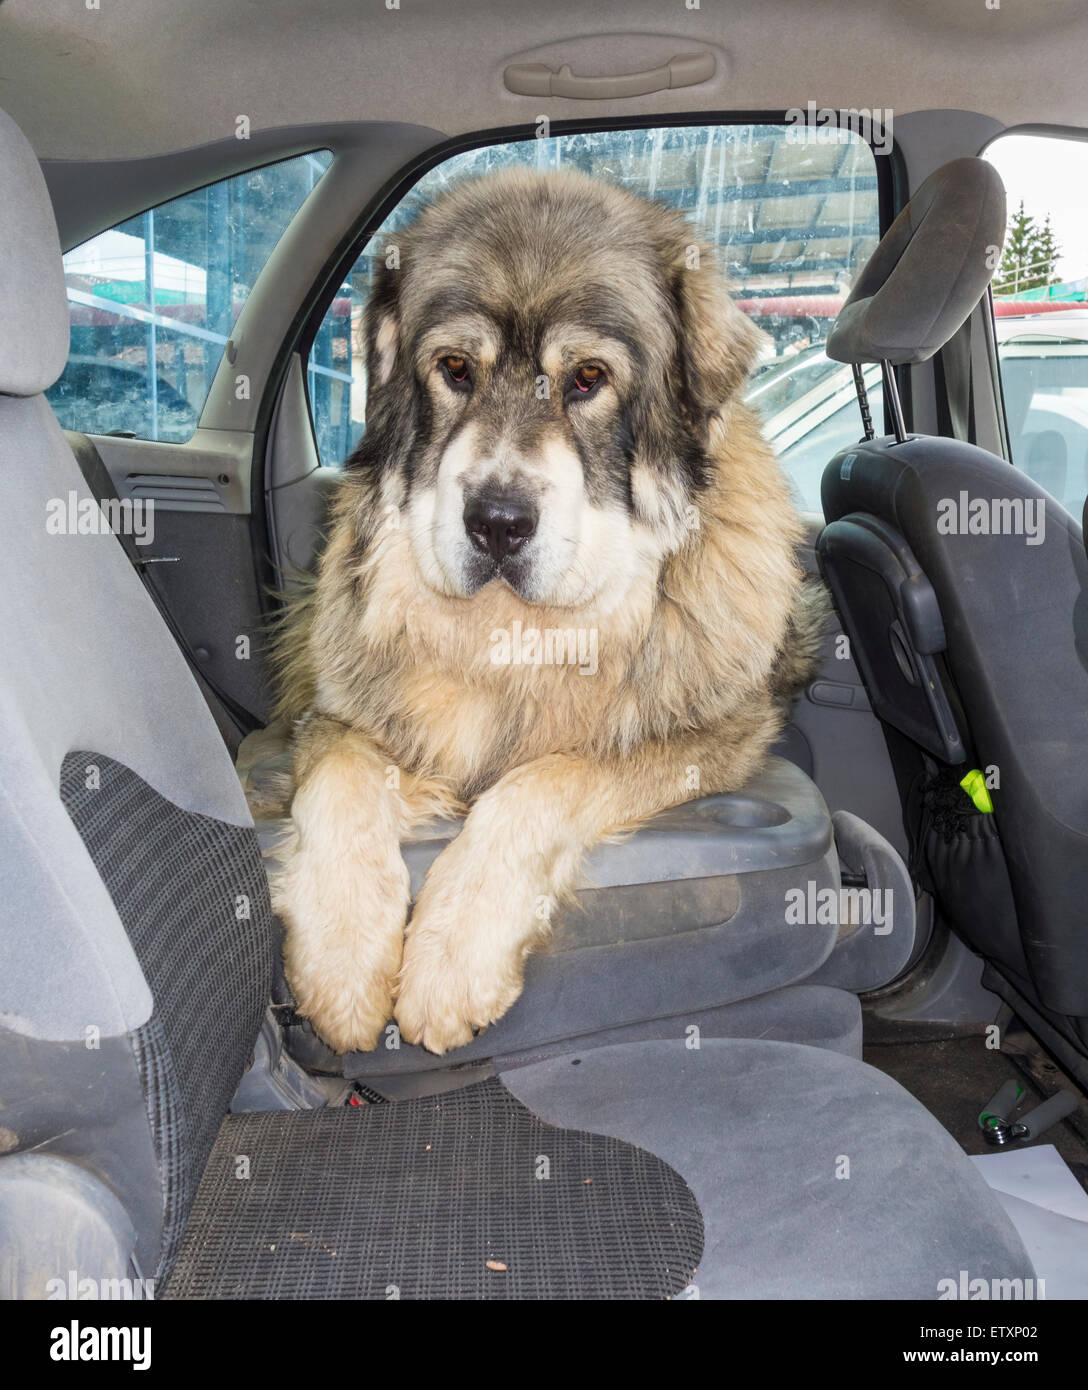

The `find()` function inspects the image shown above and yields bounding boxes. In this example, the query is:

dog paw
[287,947,400,1055]
[272,833,411,1055]
[394,945,525,1055]
[393,840,536,1055]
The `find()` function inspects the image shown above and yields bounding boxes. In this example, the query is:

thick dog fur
[269,168,829,1055]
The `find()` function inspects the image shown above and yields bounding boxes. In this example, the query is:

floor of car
[862,1013,1088,1195]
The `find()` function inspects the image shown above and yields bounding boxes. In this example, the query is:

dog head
[353,168,767,611]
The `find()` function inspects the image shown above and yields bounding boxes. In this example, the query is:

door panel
[88,431,272,726]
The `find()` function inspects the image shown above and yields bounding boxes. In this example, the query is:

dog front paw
[272,834,411,1054]
[393,841,538,1055]
[394,939,525,1055]
[286,946,400,1055]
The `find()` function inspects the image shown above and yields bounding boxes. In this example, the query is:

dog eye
[566,364,605,402]
[439,354,472,392]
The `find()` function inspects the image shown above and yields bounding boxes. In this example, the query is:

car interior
[2,0,1088,1316]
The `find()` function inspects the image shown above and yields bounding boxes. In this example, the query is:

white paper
[971,1145,1088,1299]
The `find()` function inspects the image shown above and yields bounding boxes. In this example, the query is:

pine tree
[1036,214,1061,287]
[998,202,1041,294]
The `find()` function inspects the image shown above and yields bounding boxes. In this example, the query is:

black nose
[463,492,538,563]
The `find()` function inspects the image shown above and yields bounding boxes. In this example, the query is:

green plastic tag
[960,769,994,814]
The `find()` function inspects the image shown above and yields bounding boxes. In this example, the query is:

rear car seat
[0,104,1034,1299]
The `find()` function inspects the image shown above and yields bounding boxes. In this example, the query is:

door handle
[504,52,715,100]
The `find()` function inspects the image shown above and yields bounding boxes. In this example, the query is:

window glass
[308,125,881,512]
[752,349,883,507]
[47,150,332,443]
[986,133,1088,518]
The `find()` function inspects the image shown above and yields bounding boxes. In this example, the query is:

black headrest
[826,157,1006,367]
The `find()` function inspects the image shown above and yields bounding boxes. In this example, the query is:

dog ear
[344,262,417,475]
[363,260,402,391]
[673,248,769,425]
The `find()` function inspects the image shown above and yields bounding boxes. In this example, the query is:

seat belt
[65,431,258,744]
[934,318,976,444]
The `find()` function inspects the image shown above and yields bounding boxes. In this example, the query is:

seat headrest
[826,157,1006,367]
[0,106,70,396]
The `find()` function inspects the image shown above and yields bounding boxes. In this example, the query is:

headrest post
[881,360,907,444]
[851,363,876,442]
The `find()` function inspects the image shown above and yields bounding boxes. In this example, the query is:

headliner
[0,0,1085,162]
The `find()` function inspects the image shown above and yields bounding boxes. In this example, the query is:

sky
[985,133,1088,286]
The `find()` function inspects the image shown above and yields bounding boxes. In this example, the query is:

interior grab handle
[504,52,715,101]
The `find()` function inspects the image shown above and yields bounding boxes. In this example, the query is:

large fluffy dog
[271,168,827,1055]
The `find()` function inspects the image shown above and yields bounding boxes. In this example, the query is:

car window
[307,124,881,511]
[47,151,332,443]
[750,348,882,511]
[985,133,1088,518]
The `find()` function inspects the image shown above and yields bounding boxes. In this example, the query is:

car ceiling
[1,0,1086,163]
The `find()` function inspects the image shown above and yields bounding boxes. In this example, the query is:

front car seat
[0,107,1033,1300]
[817,157,1088,1079]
